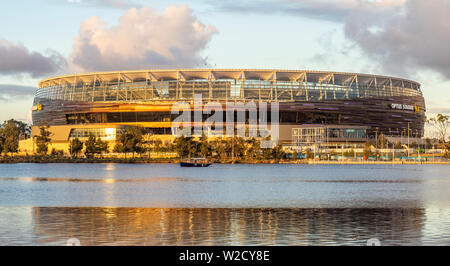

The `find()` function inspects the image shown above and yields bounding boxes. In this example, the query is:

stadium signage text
[390,103,415,111]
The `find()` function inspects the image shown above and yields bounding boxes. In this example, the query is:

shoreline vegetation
[0,155,449,165]
[1,117,450,165]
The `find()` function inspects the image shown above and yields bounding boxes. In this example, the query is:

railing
[35,79,423,103]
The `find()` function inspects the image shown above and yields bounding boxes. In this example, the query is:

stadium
[30,69,426,150]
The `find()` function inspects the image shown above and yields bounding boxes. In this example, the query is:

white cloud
[69,5,217,72]
[66,0,141,9]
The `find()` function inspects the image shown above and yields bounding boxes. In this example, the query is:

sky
[0,0,449,137]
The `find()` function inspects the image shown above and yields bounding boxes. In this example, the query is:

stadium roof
[38,69,421,90]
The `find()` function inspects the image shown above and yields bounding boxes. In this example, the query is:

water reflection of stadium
[32,208,426,246]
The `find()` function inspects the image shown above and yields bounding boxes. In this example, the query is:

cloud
[69,5,217,72]
[278,0,450,80]
[0,84,35,122]
[0,84,36,96]
[427,107,450,115]
[206,0,450,80]
[202,0,405,21]
[66,0,141,9]
[0,39,66,78]
[342,0,450,79]
[0,84,36,104]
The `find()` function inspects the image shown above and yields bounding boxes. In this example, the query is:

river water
[0,163,450,245]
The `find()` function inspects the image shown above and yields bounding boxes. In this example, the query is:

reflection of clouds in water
[0,207,34,245]
[423,207,450,245]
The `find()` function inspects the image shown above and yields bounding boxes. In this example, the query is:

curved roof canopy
[38,69,421,91]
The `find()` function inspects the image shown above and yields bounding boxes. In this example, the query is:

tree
[1,120,20,154]
[211,138,227,160]
[69,138,84,157]
[245,138,261,160]
[272,144,286,160]
[3,119,31,140]
[427,114,449,147]
[425,138,432,149]
[446,142,450,159]
[233,137,246,159]
[153,139,163,153]
[34,125,52,156]
[84,135,108,158]
[343,149,354,157]
[51,149,64,157]
[95,138,109,156]
[174,136,197,158]
[377,133,388,149]
[363,141,373,158]
[0,128,4,155]
[305,149,314,160]
[199,134,210,158]
[292,150,298,160]
[114,127,144,158]
[84,135,97,158]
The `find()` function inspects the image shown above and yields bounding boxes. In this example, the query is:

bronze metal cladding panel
[32,96,425,137]
[278,96,426,137]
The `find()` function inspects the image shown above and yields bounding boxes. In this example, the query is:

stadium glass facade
[31,69,426,145]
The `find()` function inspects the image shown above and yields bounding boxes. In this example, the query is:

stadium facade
[30,69,426,148]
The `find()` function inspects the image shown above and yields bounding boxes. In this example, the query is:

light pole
[400,129,403,146]
[375,127,379,150]
[407,122,410,158]
[313,143,316,161]
[433,144,435,162]
[392,143,395,162]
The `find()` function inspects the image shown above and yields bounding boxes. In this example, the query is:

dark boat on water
[180,158,212,167]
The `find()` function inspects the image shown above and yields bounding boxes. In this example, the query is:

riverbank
[1,156,449,165]
[0,156,177,164]
[303,160,450,165]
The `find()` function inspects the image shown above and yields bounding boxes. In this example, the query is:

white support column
[389,78,393,96]
[176,73,179,100]
[374,76,378,97]
[92,75,97,102]
[144,75,149,100]
[116,74,120,101]
[192,80,195,103]
[332,74,336,100]
[209,80,212,101]
[59,79,65,101]
[259,79,262,102]
[305,73,308,101]
[71,76,77,101]
[290,81,294,101]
